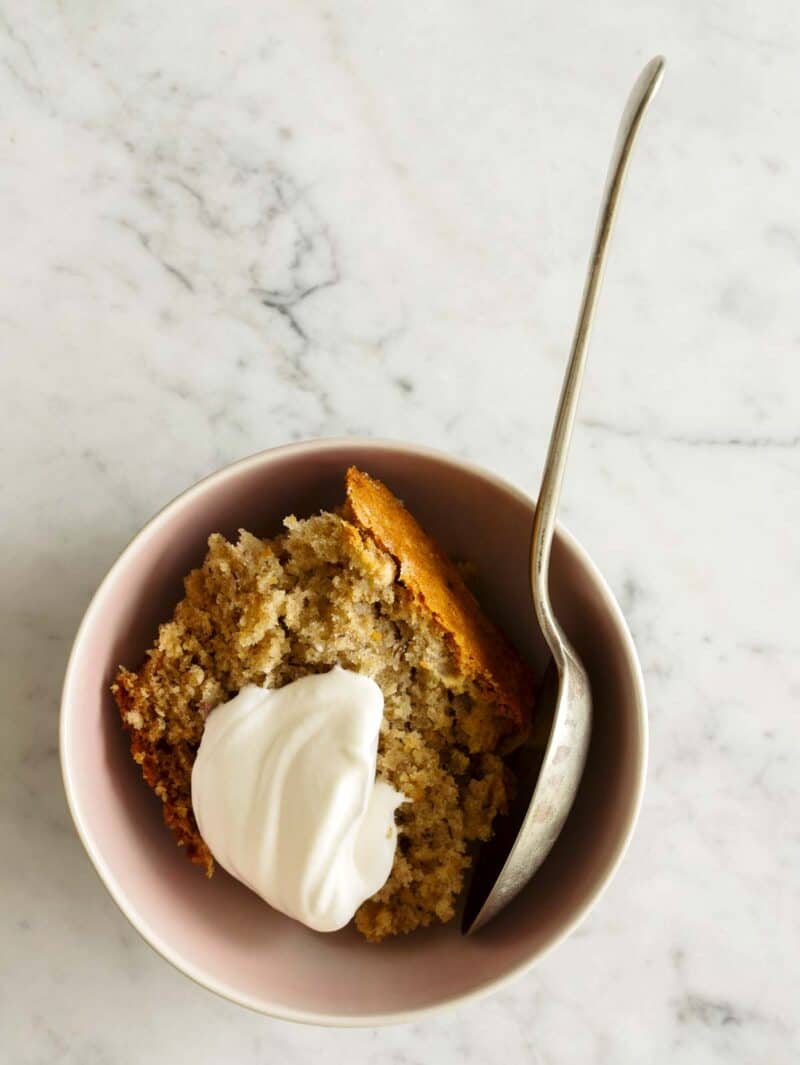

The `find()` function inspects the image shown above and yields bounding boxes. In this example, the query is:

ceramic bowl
[60,439,646,1026]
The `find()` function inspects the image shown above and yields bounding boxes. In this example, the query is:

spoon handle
[530,56,665,651]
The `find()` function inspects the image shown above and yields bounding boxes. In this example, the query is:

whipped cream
[191,668,404,932]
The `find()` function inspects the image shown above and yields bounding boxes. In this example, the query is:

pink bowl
[60,439,646,1026]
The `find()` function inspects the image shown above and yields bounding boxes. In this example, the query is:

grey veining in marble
[1,1,798,1062]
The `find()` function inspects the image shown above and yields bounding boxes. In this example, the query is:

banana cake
[113,467,535,941]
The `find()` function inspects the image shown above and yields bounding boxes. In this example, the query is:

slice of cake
[113,467,534,941]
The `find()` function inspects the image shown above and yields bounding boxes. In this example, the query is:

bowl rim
[60,436,648,1028]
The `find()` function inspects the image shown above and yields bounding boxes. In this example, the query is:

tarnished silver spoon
[463,55,665,935]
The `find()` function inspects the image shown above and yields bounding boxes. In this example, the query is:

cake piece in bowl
[113,467,534,941]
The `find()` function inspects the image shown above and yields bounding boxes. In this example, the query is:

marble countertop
[3,1,798,1061]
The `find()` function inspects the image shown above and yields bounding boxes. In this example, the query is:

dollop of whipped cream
[191,667,404,932]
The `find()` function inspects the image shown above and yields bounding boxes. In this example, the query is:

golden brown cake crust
[112,469,536,941]
[345,467,533,739]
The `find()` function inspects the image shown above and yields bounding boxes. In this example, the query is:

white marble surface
[2,1,798,1060]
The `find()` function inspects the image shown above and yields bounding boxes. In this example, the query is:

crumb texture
[113,470,534,941]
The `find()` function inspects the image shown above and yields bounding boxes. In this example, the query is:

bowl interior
[61,441,645,1023]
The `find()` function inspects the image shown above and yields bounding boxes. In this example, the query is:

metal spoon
[463,55,665,935]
